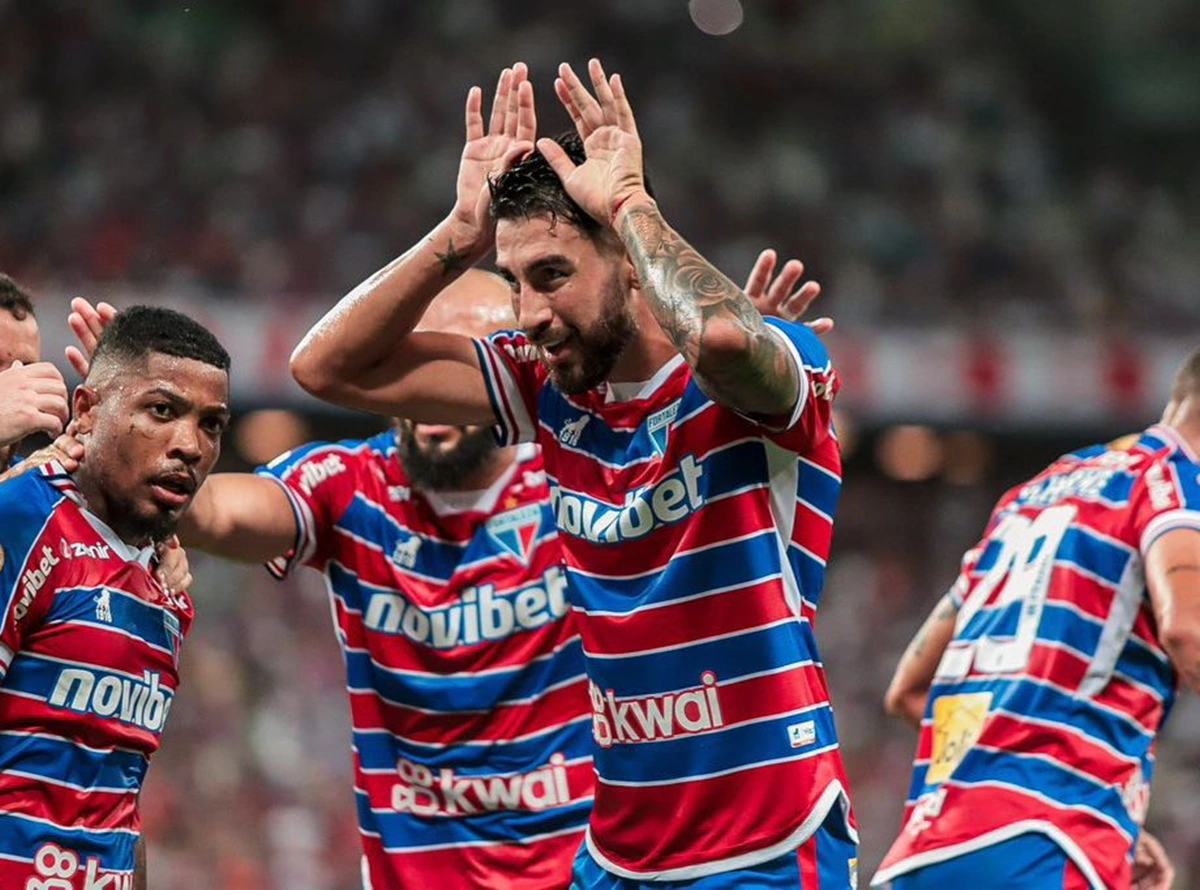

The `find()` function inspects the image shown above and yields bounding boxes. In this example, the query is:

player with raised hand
[293,59,856,889]
[871,350,1200,889]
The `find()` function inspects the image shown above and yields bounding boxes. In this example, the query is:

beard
[545,269,636,395]
[396,423,499,491]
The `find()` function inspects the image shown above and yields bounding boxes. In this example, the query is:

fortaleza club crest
[646,402,679,457]
[485,503,542,565]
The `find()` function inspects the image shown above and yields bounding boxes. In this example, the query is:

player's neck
[607,308,678,385]
[71,469,153,548]
[1166,416,1200,458]
[447,448,516,493]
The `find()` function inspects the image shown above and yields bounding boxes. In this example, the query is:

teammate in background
[0,307,229,889]
[870,350,1200,889]
[291,60,857,888]
[0,274,70,471]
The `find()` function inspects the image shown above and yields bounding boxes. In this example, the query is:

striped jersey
[0,462,191,890]
[257,432,592,890]
[474,319,856,881]
[875,425,1200,889]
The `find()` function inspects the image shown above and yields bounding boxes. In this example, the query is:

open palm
[453,63,536,237]
[539,59,648,226]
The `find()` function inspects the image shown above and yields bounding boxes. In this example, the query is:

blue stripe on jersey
[913,747,1138,839]
[46,587,176,652]
[1116,642,1175,699]
[584,621,810,697]
[927,676,1154,757]
[3,653,175,722]
[338,494,466,579]
[354,714,595,774]
[0,811,136,870]
[344,638,585,714]
[788,542,827,608]
[355,787,591,850]
[958,601,1103,656]
[972,525,1130,587]
[763,316,833,370]
[593,703,837,783]
[567,532,782,613]
[797,458,841,528]
[0,472,60,630]
[0,731,148,792]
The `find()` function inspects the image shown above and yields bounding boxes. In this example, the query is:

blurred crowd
[138,436,1200,888]
[1,0,1197,329]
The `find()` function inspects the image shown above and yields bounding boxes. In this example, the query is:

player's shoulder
[0,465,63,528]
[762,317,832,372]
[260,435,382,479]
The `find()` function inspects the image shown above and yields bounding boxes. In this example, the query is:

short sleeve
[473,330,544,446]
[0,475,58,679]
[1134,453,1200,557]
[745,318,840,453]
[255,442,361,577]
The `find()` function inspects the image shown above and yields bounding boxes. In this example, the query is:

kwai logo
[485,504,542,565]
[391,753,572,816]
[551,455,704,545]
[364,566,568,647]
[29,841,135,890]
[646,403,678,456]
[589,672,724,748]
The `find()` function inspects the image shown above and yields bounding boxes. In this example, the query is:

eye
[202,417,228,437]
[149,402,174,419]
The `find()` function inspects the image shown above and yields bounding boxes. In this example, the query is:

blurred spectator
[0,1,1197,329]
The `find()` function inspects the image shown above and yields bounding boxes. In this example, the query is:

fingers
[805,317,835,335]
[51,431,85,463]
[502,62,527,138]
[587,58,616,122]
[782,281,822,320]
[515,78,536,143]
[65,345,91,380]
[487,67,512,136]
[767,259,806,306]
[464,85,484,142]
[536,137,578,185]
[609,72,639,138]
[499,140,536,173]
[557,62,604,134]
[743,250,778,299]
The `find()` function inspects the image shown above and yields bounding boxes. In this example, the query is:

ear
[72,385,100,436]
[623,252,641,293]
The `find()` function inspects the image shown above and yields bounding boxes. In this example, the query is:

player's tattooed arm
[884,594,959,729]
[618,203,801,416]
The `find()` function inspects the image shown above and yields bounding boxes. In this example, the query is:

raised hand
[65,296,119,379]
[1132,831,1175,890]
[0,424,85,483]
[539,58,648,227]
[452,62,537,240]
[743,249,831,334]
[0,360,70,446]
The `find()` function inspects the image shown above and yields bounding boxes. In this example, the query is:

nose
[167,420,204,465]
[515,287,553,337]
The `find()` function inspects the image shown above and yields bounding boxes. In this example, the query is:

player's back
[0,464,193,888]
[258,433,592,890]
[876,424,1200,889]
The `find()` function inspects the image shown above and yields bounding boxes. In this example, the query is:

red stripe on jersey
[359,821,583,890]
[577,582,798,656]
[590,752,848,874]
[0,771,137,830]
[797,833,819,888]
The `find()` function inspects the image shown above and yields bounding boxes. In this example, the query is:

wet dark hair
[0,273,35,321]
[489,131,654,244]
[90,305,230,378]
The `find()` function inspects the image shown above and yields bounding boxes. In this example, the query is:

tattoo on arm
[434,240,470,278]
[911,597,958,658]
[619,206,799,415]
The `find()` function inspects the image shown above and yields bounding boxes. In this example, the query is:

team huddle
[0,59,1194,890]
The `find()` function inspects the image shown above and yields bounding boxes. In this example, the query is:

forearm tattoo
[434,239,470,277]
[619,205,798,413]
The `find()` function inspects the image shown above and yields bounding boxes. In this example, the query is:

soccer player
[0,306,230,888]
[0,274,70,471]
[291,60,857,887]
[870,350,1200,890]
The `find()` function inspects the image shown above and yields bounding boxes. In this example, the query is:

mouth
[537,331,576,366]
[148,472,196,510]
